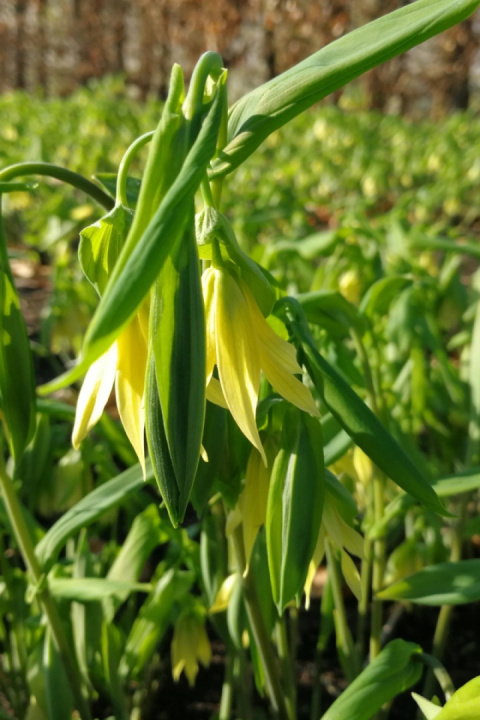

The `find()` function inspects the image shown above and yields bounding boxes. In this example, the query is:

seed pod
[266,410,324,612]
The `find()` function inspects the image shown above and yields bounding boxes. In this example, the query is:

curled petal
[72,342,117,449]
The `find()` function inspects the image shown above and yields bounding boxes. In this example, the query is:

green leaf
[297,291,365,335]
[210,0,480,177]
[43,628,73,720]
[431,677,480,720]
[321,639,423,720]
[35,461,152,571]
[104,504,164,620]
[48,577,151,602]
[78,203,133,295]
[360,276,413,318]
[0,205,36,460]
[378,559,480,606]
[119,569,194,679]
[94,173,141,206]
[151,221,206,524]
[278,298,448,517]
[266,412,324,612]
[433,468,480,498]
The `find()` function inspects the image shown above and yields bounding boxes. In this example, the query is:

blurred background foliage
[1,0,480,116]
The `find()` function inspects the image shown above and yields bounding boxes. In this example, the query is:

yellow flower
[171,609,211,686]
[304,492,364,608]
[72,305,149,472]
[226,447,271,569]
[202,265,319,464]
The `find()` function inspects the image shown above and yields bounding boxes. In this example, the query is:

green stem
[350,328,379,416]
[219,649,235,720]
[356,534,372,659]
[0,162,114,210]
[231,526,288,720]
[421,496,466,703]
[370,472,386,661]
[235,649,253,720]
[275,619,296,720]
[0,459,92,720]
[116,131,154,207]
[325,540,358,681]
[419,653,455,701]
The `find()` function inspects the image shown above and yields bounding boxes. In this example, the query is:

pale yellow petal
[206,376,228,408]
[323,502,344,550]
[195,622,212,668]
[240,280,300,370]
[339,516,364,559]
[116,316,147,473]
[242,448,270,566]
[240,278,319,416]
[210,573,237,613]
[202,267,217,383]
[304,526,325,610]
[260,348,320,416]
[215,268,265,464]
[341,549,362,601]
[72,342,117,448]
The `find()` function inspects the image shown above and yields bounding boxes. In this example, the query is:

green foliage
[2,3,480,719]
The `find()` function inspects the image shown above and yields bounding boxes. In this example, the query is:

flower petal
[116,315,148,473]
[241,448,270,566]
[72,342,117,449]
[304,526,325,610]
[241,279,319,416]
[206,376,228,408]
[215,269,265,463]
[202,267,217,384]
[341,548,362,601]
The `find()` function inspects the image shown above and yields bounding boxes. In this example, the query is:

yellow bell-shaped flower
[72,304,149,473]
[202,264,319,464]
[171,609,211,686]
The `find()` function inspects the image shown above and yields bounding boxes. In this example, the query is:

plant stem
[0,459,92,720]
[356,534,372,659]
[275,619,296,720]
[370,472,386,661]
[325,540,358,681]
[231,526,289,720]
[116,131,154,207]
[0,162,114,210]
[219,649,235,720]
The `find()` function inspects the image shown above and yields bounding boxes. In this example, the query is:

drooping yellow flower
[202,264,319,464]
[72,305,149,472]
[304,492,364,608]
[171,608,211,686]
[226,447,271,569]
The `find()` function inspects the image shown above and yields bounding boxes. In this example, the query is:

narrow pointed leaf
[210,0,480,177]
[278,298,448,516]
[321,639,423,720]
[378,559,480,606]
[35,461,152,570]
[152,220,206,523]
